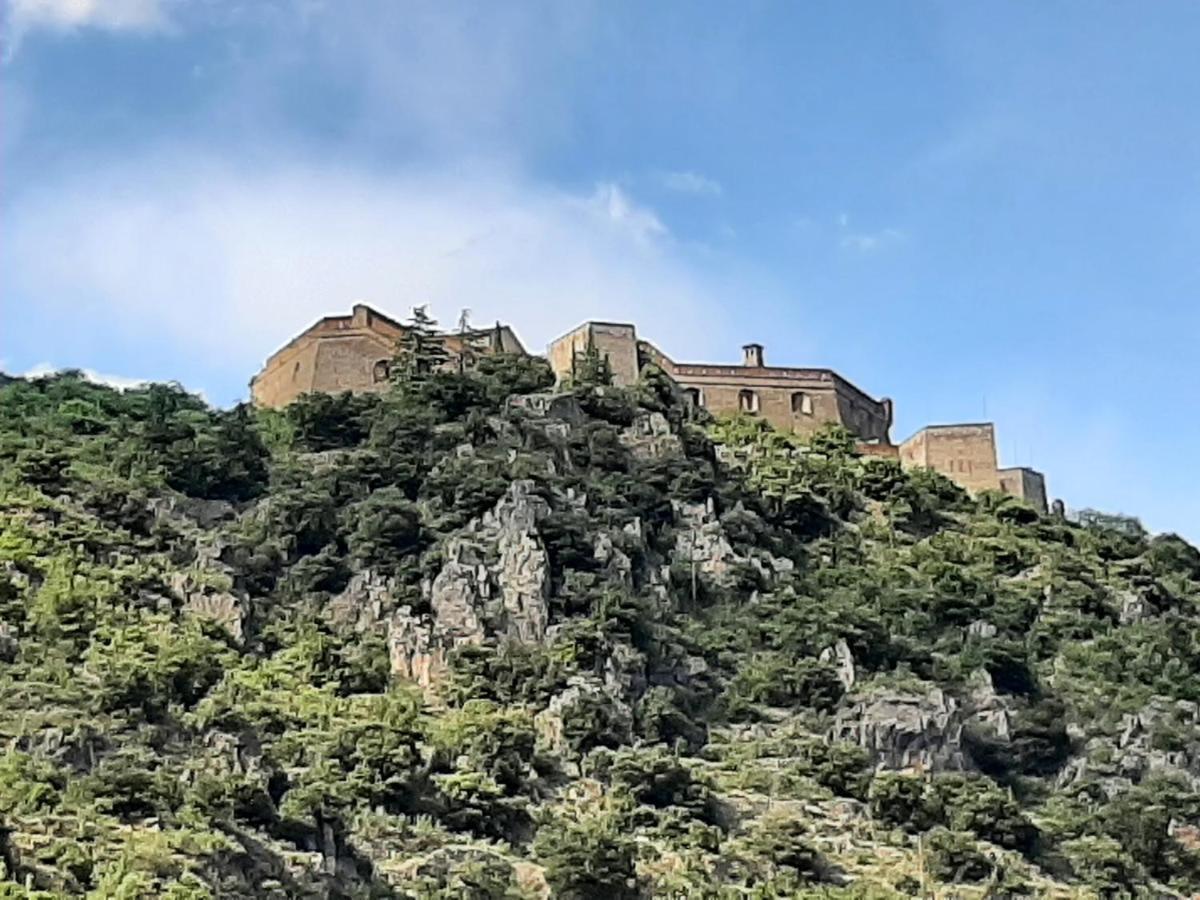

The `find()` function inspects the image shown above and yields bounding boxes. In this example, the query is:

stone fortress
[251,305,1048,512]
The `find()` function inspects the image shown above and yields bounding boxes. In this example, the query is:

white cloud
[586,183,668,245]
[8,0,168,32]
[20,362,149,391]
[4,155,733,384]
[4,0,170,58]
[660,170,723,197]
[839,227,905,253]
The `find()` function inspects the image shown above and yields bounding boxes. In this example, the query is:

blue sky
[2,1,1199,540]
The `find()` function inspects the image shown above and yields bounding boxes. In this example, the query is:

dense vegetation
[1,358,1199,898]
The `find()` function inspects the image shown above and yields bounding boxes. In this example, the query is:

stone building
[252,309,1050,511]
[547,320,894,443]
[546,320,1048,509]
[899,423,1048,512]
[250,304,525,409]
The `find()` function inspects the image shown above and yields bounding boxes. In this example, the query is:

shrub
[924,828,993,883]
[534,810,638,899]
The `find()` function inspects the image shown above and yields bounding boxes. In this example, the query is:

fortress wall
[546,324,589,382]
[670,366,891,441]
[679,379,842,436]
[309,333,395,396]
[833,391,891,442]
[998,467,1048,513]
[857,442,900,460]
[250,337,320,408]
[547,322,641,386]
[898,429,929,468]
[493,325,526,354]
[900,424,1000,494]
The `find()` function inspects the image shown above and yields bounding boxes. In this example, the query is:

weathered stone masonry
[249,305,1049,511]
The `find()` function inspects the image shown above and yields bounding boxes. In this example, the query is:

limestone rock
[832,685,970,772]
[966,620,998,639]
[506,392,585,425]
[593,531,633,588]
[328,568,399,631]
[535,676,634,759]
[388,609,456,689]
[1118,590,1151,624]
[1061,698,1200,792]
[965,668,1012,742]
[388,480,552,691]
[819,639,856,691]
[672,498,739,586]
[620,411,683,460]
[149,494,235,528]
[183,592,245,641]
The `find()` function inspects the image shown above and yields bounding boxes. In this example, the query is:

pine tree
[391,305,450,387]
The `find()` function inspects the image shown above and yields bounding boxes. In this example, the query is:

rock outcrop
[345,480,554,692]
[620,411,683,460]
[832,685,970,772]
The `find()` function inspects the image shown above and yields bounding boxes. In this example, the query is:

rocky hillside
[2,360,1200,898]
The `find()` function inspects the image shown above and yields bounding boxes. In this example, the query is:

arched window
[372,359,391,383]
[791,391,813,416]
[738,389,759,414]
[683,387,704,408]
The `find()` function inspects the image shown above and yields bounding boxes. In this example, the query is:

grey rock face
[671,498,793,590]
[673,498,739,586]
[1058,697,1200,793]
[1117,590,1152,624]
[327,568,398,632]
[819,639,857,691]
[389,607,457,688]
[149,494,235,529]
[535,675,634,759]
[832,686,970,772]
[506,392,585,425]
[368,480,552,692]
[172,538,247,641]
[967,620,998,640]
[620,411,683,460]
[593,531,634,589]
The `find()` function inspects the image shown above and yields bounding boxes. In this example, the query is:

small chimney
[742,343,764,367]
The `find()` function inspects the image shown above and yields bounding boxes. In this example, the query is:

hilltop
[1,358,1199,898]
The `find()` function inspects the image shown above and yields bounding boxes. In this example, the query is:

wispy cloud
[659,170,723,197]
[587,183,668,244]
[3,154,731,392]
[7,0,169,34]
[4,0,171,58]
[834,214,905,253]
[839,227,905,253]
